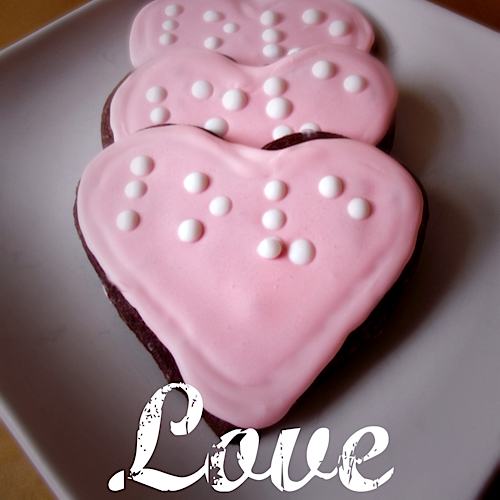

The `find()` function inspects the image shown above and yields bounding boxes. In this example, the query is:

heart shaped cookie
[130,0,374,67]
[76,125,425,429]
[105,45,397,149]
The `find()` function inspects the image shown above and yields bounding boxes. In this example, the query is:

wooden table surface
[0,1,499,498]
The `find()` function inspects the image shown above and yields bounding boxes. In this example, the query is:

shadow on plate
[477,462,500,499]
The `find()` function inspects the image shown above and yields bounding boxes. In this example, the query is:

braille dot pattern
[178,170,235,242]
[116,155,155,231]
[116,155,373,266]
[131,0,376,69]
[122,42,376,147]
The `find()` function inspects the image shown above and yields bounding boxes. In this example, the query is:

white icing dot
[264,180,287,201]
[222,89,248,111]
[204,36,222,50]
[300,122,320,132]
[146,86,167,103]
[262,209,286,230]
[117,210,140,231]
[329,20,350,37]
[348,198,371,219]
[261,10,279,26]
[159,33,176,45]
[191,80,213,99]
[319,175,343,198]
[178,219,203,242]
[165,4,182,16]
[344,75,366,93]
[288,47,302,55]
[312,60,335,79]
[258,236,283,259]
[150,107,170,124]
[302,8,325,25]
[130,156,154,176]
[162,19,178,30]
[184,172,209,193]
[263,76,287,96]
[289,239,315,265]
[204,117,228,136]
[203,10,222,22]
[263,44,284,58]
[125,180,147,198]
[262,28,283,43]
[223,22,239,33]
[273,125,293,140]
[209,196,232,216]
[266,97,292,119]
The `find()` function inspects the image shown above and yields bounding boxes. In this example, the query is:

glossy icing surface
[77,126,424,429]
[110,45,397,147]
[130,0,374,67]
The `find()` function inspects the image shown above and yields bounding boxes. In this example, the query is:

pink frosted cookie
[104,45,397,149]
[75,125,426,431]
[130,0,375,67]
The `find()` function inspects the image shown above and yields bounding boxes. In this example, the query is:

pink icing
[77,126,424,429]
[110,45,397,147]
[130,0,375,67]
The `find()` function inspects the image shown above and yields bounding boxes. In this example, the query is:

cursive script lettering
[108,383,394,493]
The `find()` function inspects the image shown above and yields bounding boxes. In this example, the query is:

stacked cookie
[75,0,427,434]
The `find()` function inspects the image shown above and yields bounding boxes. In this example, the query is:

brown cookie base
[75,131,428,437]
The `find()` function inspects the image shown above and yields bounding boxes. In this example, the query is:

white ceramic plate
[1,0,500,498]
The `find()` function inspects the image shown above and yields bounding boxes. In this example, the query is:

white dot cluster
[145,84,169,126]
[256,173,372,263]
[262,76,296,140]
[116,155,155,232]
[159,4,246,55]
[257,178,316,265]
[311,59,366,95]
[178,171,233,243]
[161,4,181,47]
[142,48,367,142]
[259,56,366,141]
[115,156,373,264]
[259,8,349,60]
[317,175,371,220]
[260,13,284,60]
[144,78,253,137]
[157,4,354,63]
[154,62,362,143]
